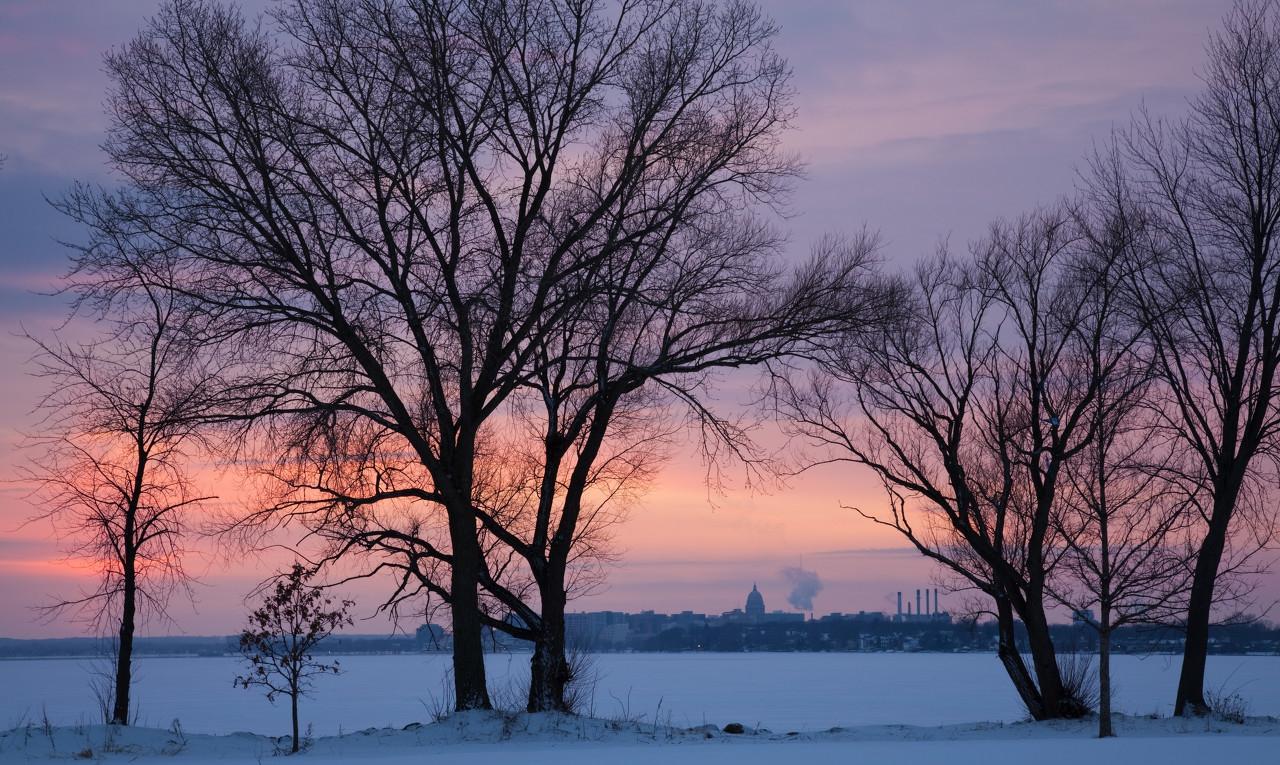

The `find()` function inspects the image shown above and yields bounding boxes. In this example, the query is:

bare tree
[1051,391,1195,737]
[776,207,1147,720]
[235,563,353,753]
[488,231,889,712]
[1046,199,1195,737]
[1119,0,1280,716]
[24,265,214,725]
[236,162,890,717]
[71,0,808,711]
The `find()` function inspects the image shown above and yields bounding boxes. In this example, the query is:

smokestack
[907,602,912,615]
[934,588,939,615]
[897,591,902,617]
[916,589,921,617]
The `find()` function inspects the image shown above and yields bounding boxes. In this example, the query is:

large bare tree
[776,207,1148,720]
[1120,0,1280,715]
[69,0,817,710]
[228,109,889,718]
[487,231,889,711]
[25,259,214,725]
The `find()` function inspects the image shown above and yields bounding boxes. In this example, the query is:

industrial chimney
[897,591,902,618]
[916,589,921,617]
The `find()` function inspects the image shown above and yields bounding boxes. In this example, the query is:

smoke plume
[781,566,823,611]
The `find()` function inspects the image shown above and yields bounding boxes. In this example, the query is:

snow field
[3,652,1277,736]
[1,711,1277,764]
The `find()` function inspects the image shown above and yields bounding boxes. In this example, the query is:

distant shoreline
[3,648,1278,661]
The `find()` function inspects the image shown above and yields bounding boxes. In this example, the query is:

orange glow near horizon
[0,430,919,637]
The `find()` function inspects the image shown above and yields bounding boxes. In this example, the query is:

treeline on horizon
[5,619,1280,660]
[16,0,1280,742]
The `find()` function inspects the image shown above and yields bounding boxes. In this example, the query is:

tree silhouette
[235,564,352,753]
[1118,0,1280,715]
[25,263,214,725]
[70,0,869,711]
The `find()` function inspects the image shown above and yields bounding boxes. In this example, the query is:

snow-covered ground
[2,652,1277,736]
[1,711,1277,764]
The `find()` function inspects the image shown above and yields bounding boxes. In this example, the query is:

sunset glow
[2,0,1271,647]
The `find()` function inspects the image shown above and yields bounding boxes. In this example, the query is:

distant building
[716,585,807,625]
[718,608,747,623]
[745,583,765,622]
[565,610,630,648]
[817,611,887,624]
[1072,609,1097,628]
[893,586,951,624]
[762,610,805,624]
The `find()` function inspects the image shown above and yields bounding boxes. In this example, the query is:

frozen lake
[3,652,1277,736]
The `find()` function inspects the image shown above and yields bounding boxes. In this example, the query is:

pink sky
[3,0,1272,638]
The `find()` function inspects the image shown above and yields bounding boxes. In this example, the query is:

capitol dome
[745,583,765,620]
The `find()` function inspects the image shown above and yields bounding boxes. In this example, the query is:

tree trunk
[995,597,1045,720]
[290,690,300,753]
[448,504,492,712]
[527,575,570,713]
[1021,598,1073,718]
[111,557,135,725]
[1175,507,1230,716]
[1099,622,1113,738]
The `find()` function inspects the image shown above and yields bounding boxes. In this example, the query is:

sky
[0,0,1266,638]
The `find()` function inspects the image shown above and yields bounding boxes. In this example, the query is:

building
[565,610,630,648]
[745,583,765,622]
[1072,609,1097,627]
[893,586,951,624]
[721,584,805,625]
